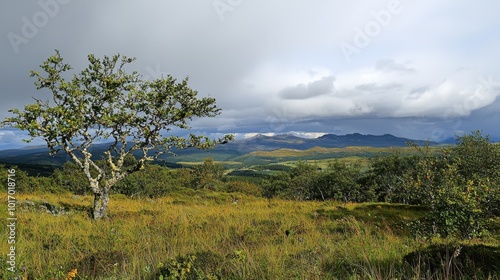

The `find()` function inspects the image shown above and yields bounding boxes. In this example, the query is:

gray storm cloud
[1,0,500,145]
[279,76,336,100]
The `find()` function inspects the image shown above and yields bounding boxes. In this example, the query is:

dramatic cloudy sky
[1,0,499,149]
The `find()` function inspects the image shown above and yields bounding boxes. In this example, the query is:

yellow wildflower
[65,268,78,280]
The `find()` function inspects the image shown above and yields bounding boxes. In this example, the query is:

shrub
[364,153,419,203]
[51,162,89,194]
[405,132,500,239]
[0,164,51,193]
[191,158,225,191]
[113,164,182,198]
[156,252,222,280]
[314,161,363,203]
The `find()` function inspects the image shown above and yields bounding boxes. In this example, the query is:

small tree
[192,158,224,190]
[3,51,232,219]
[406,132,499,239]
[366,153,419,203]
[287,161,319,201]
[316,161,362,203]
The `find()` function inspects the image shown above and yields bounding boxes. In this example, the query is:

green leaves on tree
[3,50,233,219]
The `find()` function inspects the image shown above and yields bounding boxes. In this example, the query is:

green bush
[364,153,420,203]
[0,164,57,193]
[405,132,500,239]
[51,162,89,194]
[156,252,222,280]
[113,164,183,198]
[314,161,364,203]
[191,158,225,191]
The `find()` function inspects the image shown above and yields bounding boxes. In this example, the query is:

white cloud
[376,59,415,73]
[290,132,327,138]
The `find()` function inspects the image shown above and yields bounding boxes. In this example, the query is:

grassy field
[1,191,499,279]
[278,156,371,170]
[247,146,416,157]
[189,145,442,170]
[237,146,428,161]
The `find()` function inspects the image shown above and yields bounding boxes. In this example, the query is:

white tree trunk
[92,189,110,220]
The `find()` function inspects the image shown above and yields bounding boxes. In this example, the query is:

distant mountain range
[0,133,438,170]
[212,133,436,154]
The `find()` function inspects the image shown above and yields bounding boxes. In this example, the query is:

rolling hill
[0,133,439,174]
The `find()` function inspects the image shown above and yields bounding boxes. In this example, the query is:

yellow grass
[1,192,495,279]
[249,146,417,157]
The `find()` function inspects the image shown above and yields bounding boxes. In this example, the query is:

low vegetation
[2,192,497,279]
[1,131,499,279]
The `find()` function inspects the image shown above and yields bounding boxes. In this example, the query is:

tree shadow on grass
[313,203,427,234]
[403,244,500,279]
[69,250,129,279]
